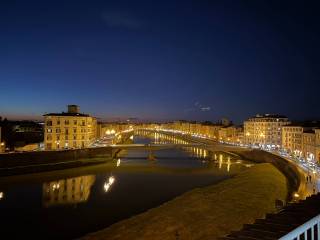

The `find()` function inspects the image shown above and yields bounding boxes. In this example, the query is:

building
[44,105,97,150]
[316,129,320,163]
[282,125,304,157]
[244,114,290,148]
[96,122,132,139]
[0,127,4,152]
[234,126,244,144]
[218,126,235,142]
[302,130,316,162]
[282,121,320,162]
[12,121,43,133]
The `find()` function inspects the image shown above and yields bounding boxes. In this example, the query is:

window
[65,120,69,125]
[73,120,77,125]
[57,120,60,125]
[56,128,60,133]
[82,120,85,126]
[65,128,69,135]
[57,135,60,140]
[47,128,52,133]
[46,120,52,126]
[73,135,76,140]
[73,128,77,133]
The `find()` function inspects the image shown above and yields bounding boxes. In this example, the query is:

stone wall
[0,147,113,169]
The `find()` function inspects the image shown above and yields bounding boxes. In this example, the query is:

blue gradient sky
[0,0,319,123]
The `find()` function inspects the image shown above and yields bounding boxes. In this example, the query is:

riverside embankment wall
[0,147,113,169]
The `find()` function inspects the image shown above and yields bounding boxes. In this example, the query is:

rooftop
[43,112,90,117]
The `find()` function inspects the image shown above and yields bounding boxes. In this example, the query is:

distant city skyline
[1,0,320,122]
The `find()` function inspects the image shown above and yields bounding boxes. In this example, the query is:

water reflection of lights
[104,176,116,193]
[217,154,232,172]
[203,150,207,158]
[136,130,242,172]
[109,176,115,184]
[104,183,111,192]
[117,158,121,167]
[227,157,231,172]
[52,183,60,190]
[0,192,3,200]
[43,175,95,207]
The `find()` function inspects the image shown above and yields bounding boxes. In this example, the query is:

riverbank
[81,163,287,240]
[0,147,115,176]
[233,149,301,200]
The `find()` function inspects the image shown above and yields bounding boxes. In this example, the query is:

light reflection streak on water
[43,175,95,207]
[135,130,252,173]
[104,176,116,193]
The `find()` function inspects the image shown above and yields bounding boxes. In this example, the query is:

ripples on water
[0,134,253,239]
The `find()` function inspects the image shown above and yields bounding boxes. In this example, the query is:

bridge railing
[279,214,320,240]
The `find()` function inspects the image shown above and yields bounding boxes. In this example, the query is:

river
[0,133,253,239]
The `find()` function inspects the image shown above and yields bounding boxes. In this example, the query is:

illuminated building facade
[244,114,290,147]
[282,125,304,157]
[218,126,236,142]
[96,122,133,138]
[42,175,95,207]
[316,129,320,163]
[282,122,320,162]
[160,120,223,139]
[0,127,4,152]
[44,105,97,150]
[302,130,316,162]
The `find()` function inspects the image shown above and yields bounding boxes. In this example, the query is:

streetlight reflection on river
[104,176,116,193]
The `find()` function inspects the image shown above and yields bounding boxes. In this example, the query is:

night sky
[1,0,319,123]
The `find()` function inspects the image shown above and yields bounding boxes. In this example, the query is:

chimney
[68,105,80,114]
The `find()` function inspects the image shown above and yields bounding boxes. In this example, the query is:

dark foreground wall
[0,147,113,169]
[234,149,301,201]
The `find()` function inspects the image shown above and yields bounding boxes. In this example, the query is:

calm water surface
[0,135,253,239]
